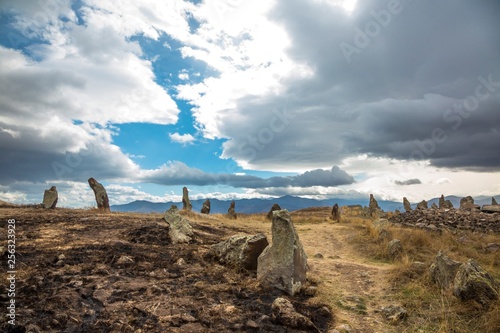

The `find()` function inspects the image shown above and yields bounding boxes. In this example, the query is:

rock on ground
[429,251,461,289]
[387,239,403,260]
[271,297,318,331]
[164,205,194,244]
[257,210,308,296]
[453,259,499,307]
[207,233,269,271]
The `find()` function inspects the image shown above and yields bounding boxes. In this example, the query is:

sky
[0,0,499,208]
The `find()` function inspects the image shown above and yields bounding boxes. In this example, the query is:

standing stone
[387,239,403,260]
[42,186,58,209]
[207,233,269,271]
[164,205,193,244]
[429,251,462,289]
[416,200,428,210]
[459,196,478,210]
[442,198,454,209]
[431,203,438,209]
[439,195,445,208]
[331,203,341,222]
[257,210,308,296]
[403,197,412,212]
[266,204,282,220]
[182,187,192,211]
[369,194,382,217]
[453,259,499,307]
[227,201,237,219]
[201,199,210,214]
[88,178,110,212]
[492,197,498,205]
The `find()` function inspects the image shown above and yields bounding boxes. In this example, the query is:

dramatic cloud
[395,179,422,186]
[141,162,354,188]
[179,0,500,171]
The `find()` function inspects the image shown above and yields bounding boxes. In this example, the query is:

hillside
[111,194,500,214]
[1,206,499,332]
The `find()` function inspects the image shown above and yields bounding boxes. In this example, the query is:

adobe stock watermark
[51,145,94,180]
[408,74,500,162]
[340,0,414,64]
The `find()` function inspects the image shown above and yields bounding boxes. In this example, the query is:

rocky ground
[389,208,500,233]
[0,208,332,333]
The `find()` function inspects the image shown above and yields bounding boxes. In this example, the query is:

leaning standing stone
[88,178,110,212]
[257,210,308,296]
[403,197,412,212]
[42,186,58,209]
[182,187,192,211]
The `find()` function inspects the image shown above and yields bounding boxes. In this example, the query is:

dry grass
[348,217,500,333]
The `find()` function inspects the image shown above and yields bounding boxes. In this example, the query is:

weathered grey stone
[453,259,499,306]
[200,199,210,214]
[431,203,438,209]
[331,203,341,222]
[164,205,193,244]
[208,233,269,271]
[258,210,308,295]
[492,197,498,205]
[387,239,403,259]
[271,297,317,331]
[88,177,110,212]
[368,194,382,217]
[460,196,477,210]
[182,187,192,211]
[443,199,454,209]
[439,195,445,208]
[416,200,428,210]
[429,251,461,289]
[227,201,237,219]
[266,203,281,220]
[403,197,412,212]
[42,186,58,209]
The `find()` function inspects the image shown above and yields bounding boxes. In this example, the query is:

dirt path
[299,223,397,333]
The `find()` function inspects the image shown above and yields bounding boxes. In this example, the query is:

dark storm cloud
[395,178,421,186]
[219,0,500,171]
[141,163,355,188]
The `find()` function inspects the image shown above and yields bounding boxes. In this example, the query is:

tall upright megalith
[369,194,382,217]
[42,186,58,209]
[88,178,110,212]
[331,203,341,222]
[182,187,192,211]
[403,197,412,212]
[227,201,237,219]
[257,210,308,296]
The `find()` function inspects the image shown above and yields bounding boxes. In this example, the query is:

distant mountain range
[111,195,500,214]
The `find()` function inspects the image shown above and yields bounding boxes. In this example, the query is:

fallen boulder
[429,251,461,289]
[453,259,499,307]
[271,297,318,331]
[207,233,269,271]
[258,210,308,295]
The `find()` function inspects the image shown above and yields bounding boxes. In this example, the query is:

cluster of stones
[390,196,500,233]
[208,209,308,296]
